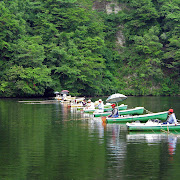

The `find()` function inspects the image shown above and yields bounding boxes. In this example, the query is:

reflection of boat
[93,107,144,117]
[127,132,168,143]
[126,120,180,131]
[105,111,168,123]
[127,131,180,143]
[127,132,179,158]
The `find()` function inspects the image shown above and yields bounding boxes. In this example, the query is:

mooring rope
[144,108,153,114]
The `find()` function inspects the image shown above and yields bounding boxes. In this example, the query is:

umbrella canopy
[61,90,69,94]
[106,93,127,103]
[54,91,60,94]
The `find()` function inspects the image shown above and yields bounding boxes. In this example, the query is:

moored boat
[84,104,128,113]
[126,120,180,131]
[103,111,168,123]
[93,107,144,117]
[103,104,128,112]
[70,103,83,108]
[84,109,96,113]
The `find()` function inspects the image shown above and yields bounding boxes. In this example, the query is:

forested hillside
[0,0,179,97]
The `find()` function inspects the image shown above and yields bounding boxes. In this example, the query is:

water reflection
[88,117,105,141]
[107,124,126,155]
[127,132,179,161]
[168,135,177,160]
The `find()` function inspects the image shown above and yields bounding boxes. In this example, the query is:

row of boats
[75,103,179,132]
[55,91,179,132]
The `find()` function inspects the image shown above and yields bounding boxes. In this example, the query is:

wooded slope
[0,0,179,97]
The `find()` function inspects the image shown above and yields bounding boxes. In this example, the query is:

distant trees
[0,0,179,97]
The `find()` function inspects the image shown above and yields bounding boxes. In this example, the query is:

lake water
[0,96,179,179]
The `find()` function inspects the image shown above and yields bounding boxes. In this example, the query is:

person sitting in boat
[62,93,67,101]
[163,109,177,124]
[82,99,87,107]
[86,99,95,109]
[108,104,119,118]
[97,99,104,113]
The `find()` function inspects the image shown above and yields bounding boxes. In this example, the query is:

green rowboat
[84,104,128,113]
[93,107,144,117]
[84,109,95,113]
[126,121,180,131]
[103,104,128,112]
[105,111,168,123]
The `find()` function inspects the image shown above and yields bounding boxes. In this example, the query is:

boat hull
[84,109,95,113]
[85,105,128,113]
[106,111,168,123]
[127,123,180,131]
[103,105,128,112]
[93,107,144,117]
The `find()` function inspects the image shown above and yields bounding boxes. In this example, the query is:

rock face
[93,0,125,47]
[106,2,122,14]
[116,27,125,47]
[92,0,123,14]
[92,0,106,12]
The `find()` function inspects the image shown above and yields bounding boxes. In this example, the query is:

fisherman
[108,104,119,118]
[86,99,95,110]
[97,99,104,113]
[163,109,177,124]
[62,93,67,101]
[82,99,87,107]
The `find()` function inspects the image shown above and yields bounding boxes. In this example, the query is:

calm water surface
[0,96,180,180]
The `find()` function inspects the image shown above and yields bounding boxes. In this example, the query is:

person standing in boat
[97,99,104,113]
[108,104,119,118]
[163,109,177,124]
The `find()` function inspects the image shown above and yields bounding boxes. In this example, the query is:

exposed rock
[116,26,125,46]
[106,2,122,14]
[93,0,123,14]
[93,1,125,47]
[92,0,106,12]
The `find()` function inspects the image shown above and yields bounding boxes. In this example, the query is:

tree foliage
[0,0,179,97]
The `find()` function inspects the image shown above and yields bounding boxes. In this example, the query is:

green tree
[0,66,53,97]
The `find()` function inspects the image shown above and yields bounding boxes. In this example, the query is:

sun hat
[99,99,102,102]
[168,109,173,113]
[87,99,91,102]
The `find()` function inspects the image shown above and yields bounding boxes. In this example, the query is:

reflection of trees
[0,100,56,179]
[0,97,179,179]
[0,101,107,179]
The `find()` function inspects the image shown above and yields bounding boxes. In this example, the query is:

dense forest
[0,0,179,97]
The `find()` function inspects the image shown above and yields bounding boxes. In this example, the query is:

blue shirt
[109,108,119,118]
